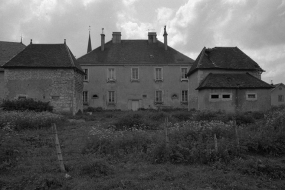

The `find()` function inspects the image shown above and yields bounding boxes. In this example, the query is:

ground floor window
[246,93,257,101]
[108,91,115,103]
[278,95,284,102]
[181,90,188,102]
[155,90,163,103]
[83,91,88,104]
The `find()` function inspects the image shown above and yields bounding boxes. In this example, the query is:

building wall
[198,88,271,112]
[188,69,262,111]
[0,72,4,102]
[73,70,84,113]
[4,68,83,114]
[271,84,285,106]
[82,65,190,110]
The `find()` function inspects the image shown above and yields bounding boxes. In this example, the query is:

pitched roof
[187,47,264,76]
[2,43,84,74]
[197,73,273,90]
[77,40,194,65]
[271,83,285,92]
[0,41,26,71]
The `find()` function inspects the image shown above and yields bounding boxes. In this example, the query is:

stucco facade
[82,65,190,110]
[0,72,4,101]
[271,83,285,106]
[4,68,83,114]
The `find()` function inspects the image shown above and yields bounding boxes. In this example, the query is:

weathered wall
[198,88,271,112]
[4,68,83,114]
[82,65,191,110]
[271,84,285,106]
[73,70,84,113]
[0,72,4,102]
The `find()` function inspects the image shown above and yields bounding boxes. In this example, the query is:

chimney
[64,39,66,44]
[30,39,32,44]
[148,32,157,43]
[101,28,105,51]
[112,32,121,43]
[163,26,168,50]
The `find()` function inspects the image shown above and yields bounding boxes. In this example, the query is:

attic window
[171,94,178,99]
[142,95,147,98]
[246,93,257,101]
[92,94,98,99]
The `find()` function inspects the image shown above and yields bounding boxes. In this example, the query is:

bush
[1,99,53,112]
[84,107,103,112]
[0,111,64,130]
[80,159,114,178]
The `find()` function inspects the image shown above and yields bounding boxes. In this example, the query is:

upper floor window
[181,90,188,102]
[155,90,163,103]
[108,91,115,104]
[278,95,284,102]
[83,91,88,104]
[181,68,188,81]
[246,93,257,101]
[84,69,88,81]
[107,68,116,82]
[209,93,220,102]
[155,68,163,81]
[131,68,139,81]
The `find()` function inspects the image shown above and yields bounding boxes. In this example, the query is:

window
[246,93,257,101]
[108,91,115,103]
[83,69,88,81]
[83,91,88,104]
[107,68,116,81]
[155,90,163,103]
[181,90,188,102]
[209,93,220,101]
[155,68,163,81]
[221,93,232,101]
[181,68,188,80]
[131,68,139,80]
[278,95,284,102]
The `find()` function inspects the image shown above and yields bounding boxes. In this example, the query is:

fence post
[234,120,240,152]
[164,117,170,149]
[214,133,218,153]
[52,123,66,173]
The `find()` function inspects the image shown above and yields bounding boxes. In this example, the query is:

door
[131,100,139,111]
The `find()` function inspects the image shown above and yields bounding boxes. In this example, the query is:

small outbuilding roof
[3,43,84,74]
[197,73,273,90]
[187,47,264,76]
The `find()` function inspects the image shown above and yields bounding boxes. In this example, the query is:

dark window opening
[211,94,219,99]
[93,94,98,98]
[222,94,230,99]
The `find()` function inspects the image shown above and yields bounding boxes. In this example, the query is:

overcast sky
[1,0,285,83]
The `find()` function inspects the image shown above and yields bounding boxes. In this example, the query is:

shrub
[80,159,114,178]
[1,99,53,112]
[171,112,191,122]
[84,107,103,112]
[0,111,64,130]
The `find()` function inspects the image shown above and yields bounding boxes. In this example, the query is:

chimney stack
[64,39,66,44]
[112,32,121,43]
[148,32,157,43]
[30,39,32,44]
[101,28,105,51]
[163,26,168,50]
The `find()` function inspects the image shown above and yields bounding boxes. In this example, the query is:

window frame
[209,93,220,102]
[278,95,284,102]
[181,67,188,81]
[155,90,163,104]
[107,68,116,82]
[154,67,163,81]
[221,93,232,101]
[83,91,88,104]
[108,91,115,104]
[246,93,257,101]
[131,67,139,81]
[83,69,89,81]
[181,90,188,103]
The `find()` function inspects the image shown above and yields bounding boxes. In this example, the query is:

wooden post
[214,134,218,153]
[164,117,169,149]
[52,123,66,173]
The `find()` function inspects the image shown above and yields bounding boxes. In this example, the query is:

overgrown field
[1,106,285,189]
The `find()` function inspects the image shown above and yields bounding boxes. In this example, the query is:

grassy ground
[1,110,285,190]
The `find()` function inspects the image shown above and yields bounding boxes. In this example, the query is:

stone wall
[4,68,83,114]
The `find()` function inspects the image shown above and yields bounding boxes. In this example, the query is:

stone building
[2,40,84,115]
[0,41,26,100]
[77,27,194,111]
[186,47,273,112]
[271,83,285,106]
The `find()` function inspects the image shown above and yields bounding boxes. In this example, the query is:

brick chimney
[112,32,121,43]
[163,26,168,50]
[101,28,105,51]
[148,32,157,43]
